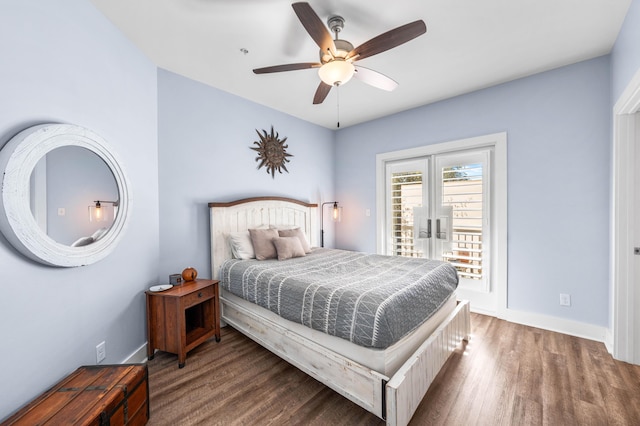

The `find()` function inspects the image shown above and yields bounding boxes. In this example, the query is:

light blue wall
[0,0,159,419]
[611,0,640,102]
[335,56,611,327]
[157,69,336,280]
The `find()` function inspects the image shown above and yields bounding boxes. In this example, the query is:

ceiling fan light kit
[318,23,355,86]
[318,60,354,86]
[252,2,426,105]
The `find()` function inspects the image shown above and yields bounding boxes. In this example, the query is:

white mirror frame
[0,123,131,267]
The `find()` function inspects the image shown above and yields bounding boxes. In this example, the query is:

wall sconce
[320,201,342,247]
[88,200,119,222]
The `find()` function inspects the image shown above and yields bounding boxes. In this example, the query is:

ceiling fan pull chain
[337,86,340,128]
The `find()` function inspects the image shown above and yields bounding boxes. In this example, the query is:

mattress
[220,248,459,349]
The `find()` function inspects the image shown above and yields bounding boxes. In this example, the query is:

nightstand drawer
[182,285,214,308]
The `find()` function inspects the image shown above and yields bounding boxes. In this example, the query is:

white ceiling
[90,0,631,129]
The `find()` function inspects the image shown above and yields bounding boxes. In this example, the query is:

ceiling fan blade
[292,2,336,55]
[253,62,321,74]
[347,20,426,61]
[353,66,398,91]
[313,82,332,104]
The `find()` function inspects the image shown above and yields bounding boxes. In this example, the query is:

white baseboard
[122,343,148,364]
[604,328,614,355]
[468,305,496,317]
[502,308,608,343]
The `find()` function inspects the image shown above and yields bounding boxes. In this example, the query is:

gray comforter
[220,248,458,349]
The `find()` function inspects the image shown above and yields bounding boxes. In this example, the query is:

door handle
[436,218,446,239]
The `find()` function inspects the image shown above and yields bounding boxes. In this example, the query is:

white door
[385,148,494,312]
[435,151,493,311]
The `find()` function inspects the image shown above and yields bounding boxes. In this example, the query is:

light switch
[58,208,65,216]
[365,209,371,217]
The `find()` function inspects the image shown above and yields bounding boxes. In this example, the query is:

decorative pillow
[277,227,311,253]
[228,231,255,260]
[249,228,279,260]
[273,237,306,261]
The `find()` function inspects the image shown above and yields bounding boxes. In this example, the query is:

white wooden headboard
[209,197,318,279]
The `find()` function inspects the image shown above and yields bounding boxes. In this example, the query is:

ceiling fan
[253,2,427,105]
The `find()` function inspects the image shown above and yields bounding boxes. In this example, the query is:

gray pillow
[273,237,306,261]
[249,228,279,260]
[277,227,311,253]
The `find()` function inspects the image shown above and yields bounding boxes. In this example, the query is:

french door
[385,148,493,305]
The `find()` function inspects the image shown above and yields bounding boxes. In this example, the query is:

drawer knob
[198,292,203,298]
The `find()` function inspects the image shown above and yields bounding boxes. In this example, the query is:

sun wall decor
[250,126,293,178]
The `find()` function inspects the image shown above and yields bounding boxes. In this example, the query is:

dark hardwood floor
[146,314,640,425]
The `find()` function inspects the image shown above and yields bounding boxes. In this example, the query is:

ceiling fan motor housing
[320,39,354,63]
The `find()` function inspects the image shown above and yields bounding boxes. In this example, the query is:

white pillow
[71,236,94,247]
[228,231,255,260]
[91,227,109,241]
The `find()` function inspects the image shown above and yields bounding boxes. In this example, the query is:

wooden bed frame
[209,196,470,426]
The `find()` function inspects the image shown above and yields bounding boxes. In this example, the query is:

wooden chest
[3,364,149,426]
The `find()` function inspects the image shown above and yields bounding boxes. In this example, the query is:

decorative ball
[182,267,198,281]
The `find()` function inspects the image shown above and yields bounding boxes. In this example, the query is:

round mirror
[0,123,131,267]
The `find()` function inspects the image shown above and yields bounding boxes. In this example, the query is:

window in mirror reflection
[29,146,118,247]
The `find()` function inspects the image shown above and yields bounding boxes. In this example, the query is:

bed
[209,197,470,426]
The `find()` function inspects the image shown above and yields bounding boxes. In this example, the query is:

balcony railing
[391,226,483,279]
[442,228,482,279]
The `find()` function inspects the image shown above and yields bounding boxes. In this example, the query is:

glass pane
[390,171,422,257]
[441,163,483,279]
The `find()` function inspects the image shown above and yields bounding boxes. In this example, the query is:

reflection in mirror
[30,146,118,246]
[0,123,131,267]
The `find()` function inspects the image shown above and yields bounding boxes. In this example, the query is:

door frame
[612,67,640,363]
[375,132,507,317]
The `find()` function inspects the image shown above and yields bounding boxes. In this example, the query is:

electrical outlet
[559,293,571,307]
[96,341,106,363]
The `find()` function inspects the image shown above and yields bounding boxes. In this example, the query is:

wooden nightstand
[146,279,220,368]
